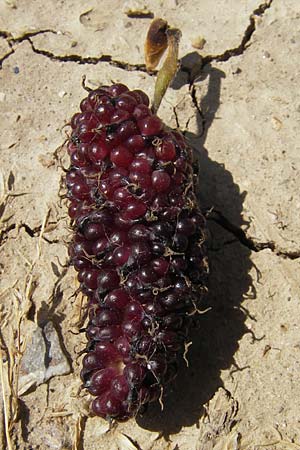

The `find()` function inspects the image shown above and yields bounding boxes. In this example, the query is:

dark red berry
[112,246,131,266]
[131,241,152,265]
[147,356,167,379]
[83,222,105,240]
[152,170,171,192]
[82,352,105,371]
[103,289,130,309]
[94,342,121,363]
[109,83,129,97]
[111,145,134,168]
[111,375,130,400]
[88,140,109,163]
[138,116,162,136]
[155,140,176,161]
[126,134,145,152]
[123,201,147,220]
[128,224,150,241]
[151,258,169,277]
[87,367,117,396]
[133,105,152,120]
[98,269,120,292]
[115,336,131,361]
[124,362,146,386]
[84,269,99,289]
[92,392,123,417]
[130,157,152,174]
[116,94,138,112]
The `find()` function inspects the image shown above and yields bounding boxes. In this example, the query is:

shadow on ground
[137,54,253,436]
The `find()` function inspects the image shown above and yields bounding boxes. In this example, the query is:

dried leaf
[117,433,142,450]
[144,18,168,71]
[7,171,15,190]
[51,262,60,277]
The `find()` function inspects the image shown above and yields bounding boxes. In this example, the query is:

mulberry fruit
[64,21,208,422]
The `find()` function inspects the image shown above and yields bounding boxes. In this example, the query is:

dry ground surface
[0,0,300,449]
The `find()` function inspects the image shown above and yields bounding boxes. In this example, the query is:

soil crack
[21,222,41,237]
[189,84,206,137]
[0,48,14,67]
[0,28,57,68]
[202,0,274,66]
[207,209,300,260]
[0,223,16,245]
[8,28,57,44]
[20,222,59,244]
[0,222,59,245]
[0,28,150,73]
[28,38,149,72]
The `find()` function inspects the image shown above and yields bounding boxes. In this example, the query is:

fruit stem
[152,27,181,114]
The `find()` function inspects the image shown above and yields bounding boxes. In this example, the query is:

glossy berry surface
[65,83,208,421]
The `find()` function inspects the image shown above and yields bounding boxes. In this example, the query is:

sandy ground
[0,0,300,449]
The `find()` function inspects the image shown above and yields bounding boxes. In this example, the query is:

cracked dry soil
[1,1,300,449]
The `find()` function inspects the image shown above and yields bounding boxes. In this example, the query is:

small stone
[58,90,67,98]
[18,321,70,395]
[191,36,206,50]
[0,92,6,102]
[271,116,282,131]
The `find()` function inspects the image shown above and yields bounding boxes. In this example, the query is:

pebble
[18,321,70,395]
[191,36,206,50]
[271,116,283,131]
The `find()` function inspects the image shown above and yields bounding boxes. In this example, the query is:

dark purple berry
[65,84,208,422]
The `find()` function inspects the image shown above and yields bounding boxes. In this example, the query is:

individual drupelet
[65,83,208,421]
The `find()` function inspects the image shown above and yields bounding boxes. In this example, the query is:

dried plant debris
[200,388,239,449]
[124,7,154,19]
[144,18,168,71]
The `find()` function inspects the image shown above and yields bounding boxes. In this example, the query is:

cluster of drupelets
[65,83,208,421]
